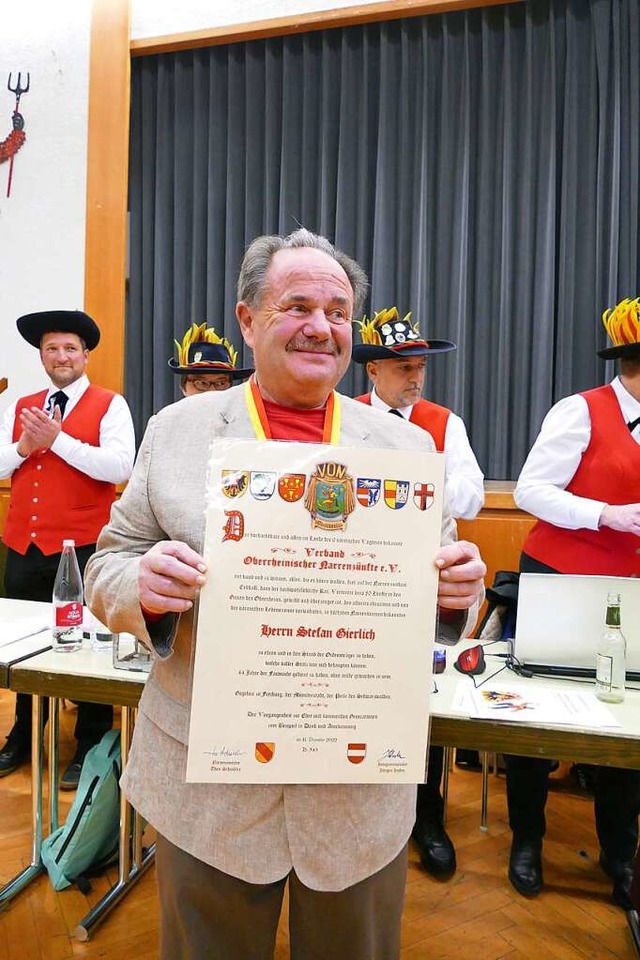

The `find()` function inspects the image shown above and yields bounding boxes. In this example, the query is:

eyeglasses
[185,377,233,392]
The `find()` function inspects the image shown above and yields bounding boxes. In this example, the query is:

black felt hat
[168,322,253,378]
[598,298,640,360]
[17,310,100,350]
[352,307,456,363]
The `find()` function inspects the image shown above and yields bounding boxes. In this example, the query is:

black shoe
[599,852,634,911]
[508,837,543,897]
[60,740,94,791]
[0,729,30,778]
[412,818,456,878]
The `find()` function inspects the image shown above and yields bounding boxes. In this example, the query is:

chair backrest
[475,570,520,642]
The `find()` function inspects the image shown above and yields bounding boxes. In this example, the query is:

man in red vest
[0,310,135,787]
[506,297,640,908]
[352,306,484,880]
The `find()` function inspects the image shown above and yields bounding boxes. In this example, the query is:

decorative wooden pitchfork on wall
[2,71,29,198]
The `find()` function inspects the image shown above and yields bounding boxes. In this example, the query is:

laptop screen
[513,573,640,679]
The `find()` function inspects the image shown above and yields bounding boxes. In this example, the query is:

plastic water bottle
[595,591,626,703]
[52,540,84,652]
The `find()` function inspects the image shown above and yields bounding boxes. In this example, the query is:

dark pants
[505,552,640,862]
[156,834,408,960]
[4,544,113,746]
[505,754,640,861]
[416,745,445,823]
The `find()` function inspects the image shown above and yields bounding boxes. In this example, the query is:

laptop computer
[512,573,640,681]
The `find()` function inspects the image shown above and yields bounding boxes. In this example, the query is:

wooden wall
[459,482,535,590]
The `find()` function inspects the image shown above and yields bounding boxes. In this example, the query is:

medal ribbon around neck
[244,377,341,444]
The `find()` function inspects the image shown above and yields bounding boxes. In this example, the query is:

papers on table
[453,681,621,728]
[0,616,49,650]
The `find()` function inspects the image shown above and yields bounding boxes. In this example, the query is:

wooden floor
[0,689,637,959]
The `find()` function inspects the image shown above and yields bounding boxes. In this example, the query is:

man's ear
[236,302,254,347]
[366,361,378,384]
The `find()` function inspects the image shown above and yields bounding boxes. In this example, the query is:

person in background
[169,321,253,396]
[0,310,135,788]
[353,306,484,881]
[506,297,640,908]
[85,229,486,959]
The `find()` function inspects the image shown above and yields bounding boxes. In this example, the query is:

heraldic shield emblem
[222,470,249,498]
[304,462,356,531]
[347,743,367,764]
[383,479,410,509]
[413,481,435,510]
[278,474,306,502]
[250,471,276,501]
[356,477,381,507]
[255,742,275,763]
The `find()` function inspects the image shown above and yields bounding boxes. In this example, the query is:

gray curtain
[127,0,640,477]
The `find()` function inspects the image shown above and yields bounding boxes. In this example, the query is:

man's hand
[599,503,640,535]
[138,541,207,615]
[17,405,62,456]
[435,540,486,609]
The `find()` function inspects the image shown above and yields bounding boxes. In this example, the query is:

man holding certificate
[85,229,485,960]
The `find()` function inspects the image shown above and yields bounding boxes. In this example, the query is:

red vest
[4,385,117,556]
[355,394,450,451]
[522,384,640,575]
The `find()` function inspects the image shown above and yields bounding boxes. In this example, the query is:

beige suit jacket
[85,386,477,891]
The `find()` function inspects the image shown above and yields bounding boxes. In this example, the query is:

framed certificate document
[186,438,444,784]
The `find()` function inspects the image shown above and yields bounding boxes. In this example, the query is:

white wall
[132,0,390,39]
[0,1,91,419]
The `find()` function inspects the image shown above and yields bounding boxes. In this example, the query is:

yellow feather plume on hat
[174,322,238,367]
[355,307,420,345]
[602,298,640,348]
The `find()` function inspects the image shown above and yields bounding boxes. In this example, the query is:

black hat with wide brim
[598,342,640,360]
[352,308,456,363]
[17,310,101,350]
[352,339,457,362]
[168,340,254,378]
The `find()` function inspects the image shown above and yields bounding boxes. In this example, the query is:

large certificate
[186,438,444,784]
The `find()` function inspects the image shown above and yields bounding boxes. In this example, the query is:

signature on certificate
[379,748,406,761]
[205,746,246,759]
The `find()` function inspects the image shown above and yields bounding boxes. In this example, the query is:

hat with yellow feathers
[168,322,253,378]
[599,298,640,360]
[352,307,456,362]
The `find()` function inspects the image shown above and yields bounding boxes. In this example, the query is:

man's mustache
[286,336,340,355]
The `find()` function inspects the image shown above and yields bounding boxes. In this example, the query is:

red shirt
[261,398,326,442]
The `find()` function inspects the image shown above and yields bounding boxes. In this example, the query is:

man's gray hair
[237,228,368,316]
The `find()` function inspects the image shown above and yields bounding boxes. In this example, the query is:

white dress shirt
[0,374,135,484]
[369,387,485,519]
[514,377,640,530]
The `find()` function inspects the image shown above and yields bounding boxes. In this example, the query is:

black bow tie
[388,408,403,418]
[628,416,640,433]
[48,390,68,419]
